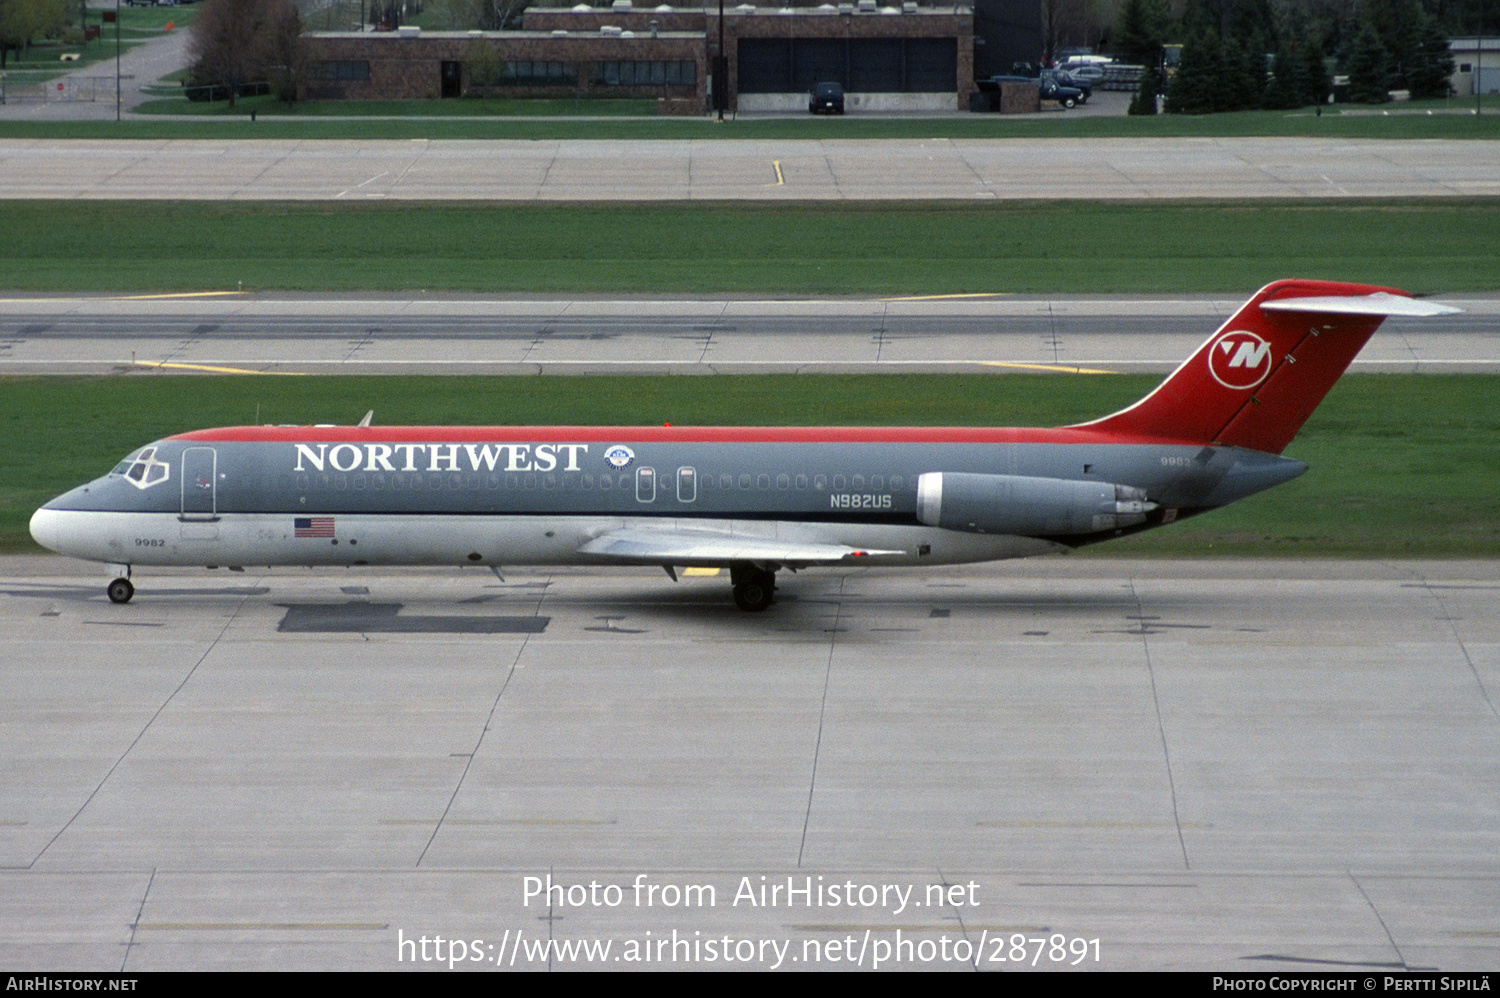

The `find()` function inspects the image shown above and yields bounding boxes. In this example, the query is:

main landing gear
[730,563,777,612]
[107,565,134,604]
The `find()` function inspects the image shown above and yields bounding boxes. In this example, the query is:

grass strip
[5,372,1496,557]
[2,199,1496,295]
[7,98,1500,139]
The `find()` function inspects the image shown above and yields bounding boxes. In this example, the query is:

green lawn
[5,373,1497,557]
[2,199,1495,295]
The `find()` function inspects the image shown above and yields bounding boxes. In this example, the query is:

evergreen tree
[1343,24,1392,103]
[1129,64,1160,114]
[1404,10,1455,99]
[1165,31,1222,113]
[1113,0,1170,67]
[1302,45,1330,108]
[1263,47,1308,109]
[1218,36,1256,110]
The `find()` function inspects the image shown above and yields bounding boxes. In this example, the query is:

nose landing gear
[106,565,134,604]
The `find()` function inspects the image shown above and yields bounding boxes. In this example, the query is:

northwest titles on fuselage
[293,442,592,475]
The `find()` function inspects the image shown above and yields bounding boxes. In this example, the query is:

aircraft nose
[29,506,61,554]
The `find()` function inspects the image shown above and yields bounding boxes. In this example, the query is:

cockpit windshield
[111,446,171,489]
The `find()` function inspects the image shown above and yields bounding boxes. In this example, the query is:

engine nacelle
[916,472,1155,536]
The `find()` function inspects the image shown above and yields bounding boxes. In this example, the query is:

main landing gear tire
[107,578,135,604]
[730,564,777,612]
[733,580,774,612]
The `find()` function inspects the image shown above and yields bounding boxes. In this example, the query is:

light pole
[715,0,725,121]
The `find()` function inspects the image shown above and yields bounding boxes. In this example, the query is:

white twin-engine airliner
[30,280,1459,611]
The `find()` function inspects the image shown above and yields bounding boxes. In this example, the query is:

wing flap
[578,527,903,566]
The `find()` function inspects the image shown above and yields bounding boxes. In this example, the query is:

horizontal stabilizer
[1260,293,1462,318]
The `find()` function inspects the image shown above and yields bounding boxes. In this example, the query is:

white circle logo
[1208,330,1274,390]
[604,445,635,469]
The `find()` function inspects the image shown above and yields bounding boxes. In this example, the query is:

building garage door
[738,37,956,93]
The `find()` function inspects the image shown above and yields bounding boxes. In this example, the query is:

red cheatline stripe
[171,425,1192,446]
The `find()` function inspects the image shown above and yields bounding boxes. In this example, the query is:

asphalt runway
[3,136,1499,200]
[3,292,1496,375]
[2,556,1496,971]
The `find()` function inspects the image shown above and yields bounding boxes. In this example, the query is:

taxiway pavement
[3,136,1499,200]
[3,293,1496,375]
[2,556,1496,971]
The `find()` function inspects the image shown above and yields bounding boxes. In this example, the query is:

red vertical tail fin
[1071,280,1459,454]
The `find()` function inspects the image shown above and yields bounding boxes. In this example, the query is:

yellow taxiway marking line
[132,361,305,376]
[884,292,1008,301]
[682,567,722,577]
[978,361,1118,375]
[0,291,251,303]
[769,160,784,186]
[109,291,249,300]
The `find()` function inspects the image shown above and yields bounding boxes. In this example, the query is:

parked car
[1058,63,1106,87]
[809,81,845,115]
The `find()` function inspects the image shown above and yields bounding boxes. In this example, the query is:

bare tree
[427,0,531,30]
[188,0,303,106]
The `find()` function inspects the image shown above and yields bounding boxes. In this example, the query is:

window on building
[502,61,576,85]
[319,60,370,81]
[595,61,696,86]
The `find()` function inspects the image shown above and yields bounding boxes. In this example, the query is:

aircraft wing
[578,527,904,567]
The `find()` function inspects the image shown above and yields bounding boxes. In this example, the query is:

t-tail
[1072,279,1460,454]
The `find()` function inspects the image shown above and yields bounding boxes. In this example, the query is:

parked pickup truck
[977,75,1086,109]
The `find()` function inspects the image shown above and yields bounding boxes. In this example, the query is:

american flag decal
[294,517,335,538]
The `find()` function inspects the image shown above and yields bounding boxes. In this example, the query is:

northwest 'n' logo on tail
[1207,330,1273,389]
[1073,279,1459,455]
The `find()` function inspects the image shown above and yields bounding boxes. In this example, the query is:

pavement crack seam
[417,578,549,866]
[695,301,729,364]
[1349,870,1411,970]
[798,579,843,868]
[1408,570,1499,723]
[121,866,156,973]
[417,634,528,867]
[934,866,982,972]
[1128,578,1191,871]
[27,602,244,868]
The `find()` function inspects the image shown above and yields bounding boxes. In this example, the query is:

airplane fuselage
[30,425,1302,571]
